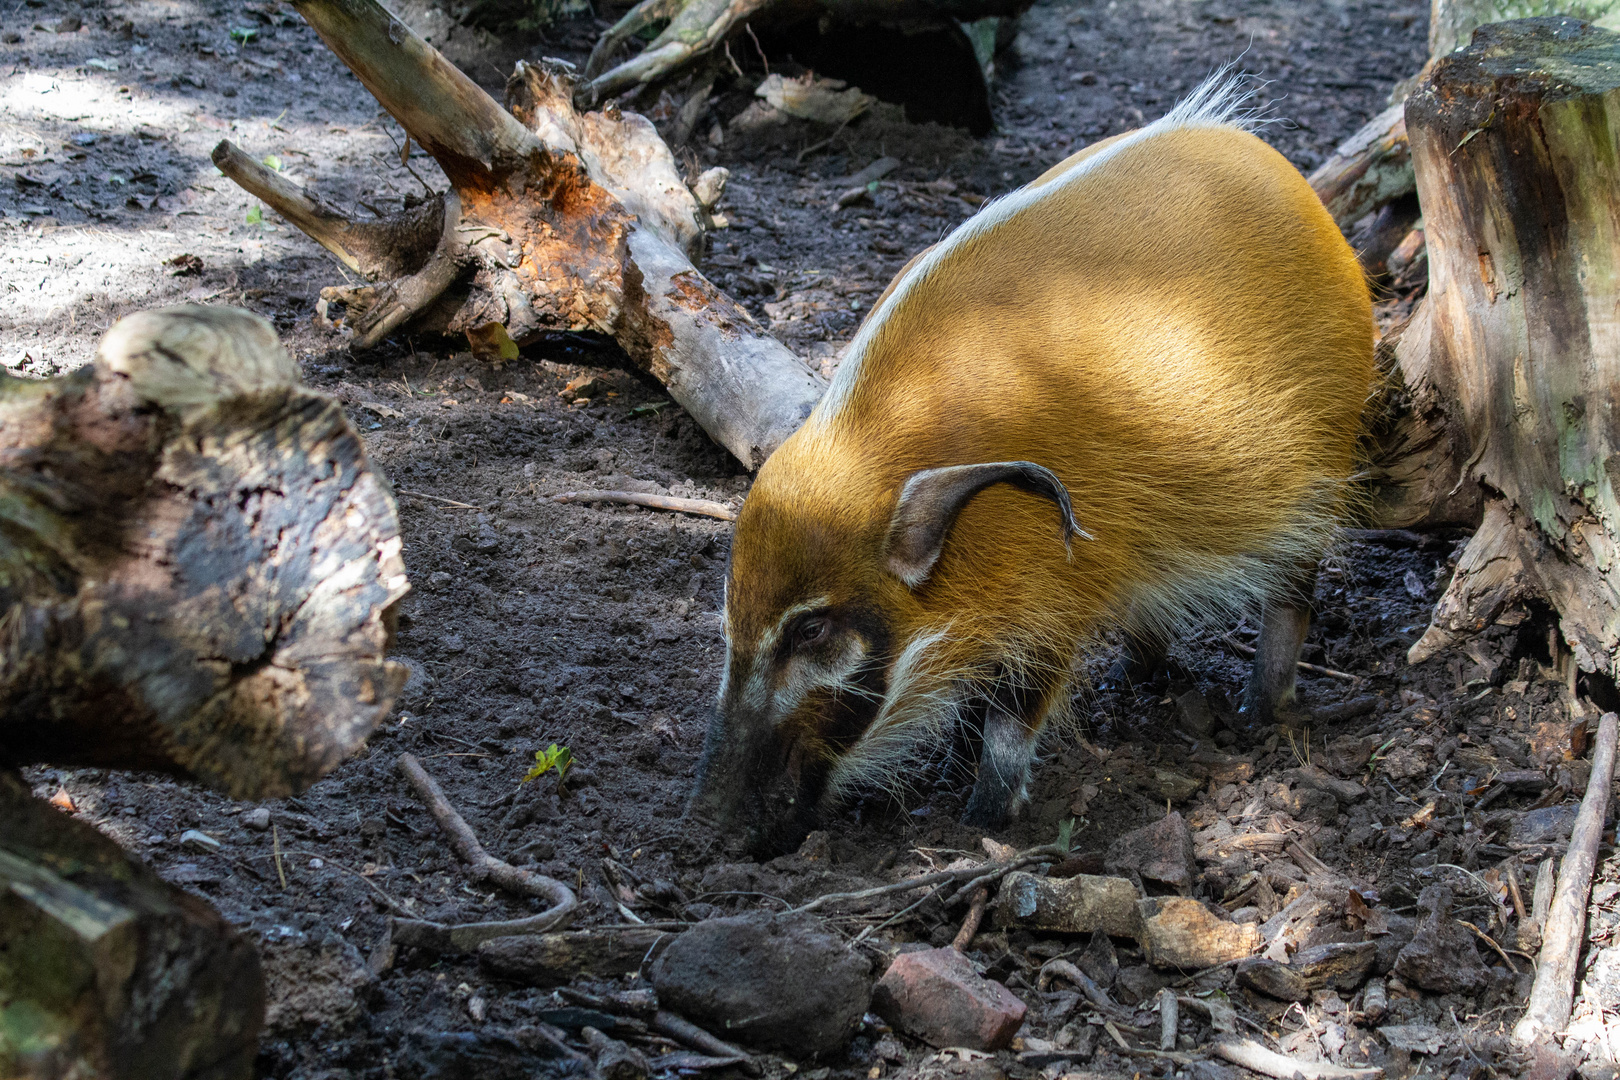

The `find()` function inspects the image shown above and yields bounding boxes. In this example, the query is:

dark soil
[6,0,1618,1078]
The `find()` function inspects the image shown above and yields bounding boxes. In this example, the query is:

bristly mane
[817,66,1267,418]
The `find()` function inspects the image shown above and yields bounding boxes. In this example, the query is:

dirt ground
[6,0,1620,1078]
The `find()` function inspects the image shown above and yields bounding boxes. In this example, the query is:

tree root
[392,752,579,952]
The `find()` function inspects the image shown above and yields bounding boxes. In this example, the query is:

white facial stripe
[770,633,869,723]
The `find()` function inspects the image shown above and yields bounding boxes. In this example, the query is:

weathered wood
[0,770,263,1079]
[0,306,406,798]
[216,0,824,469]
[1393,19,1620,676]
[1514,711,1617,1046]
[478,927,673,985]
[991,871,1140,938]
[1136,898,1262,970]
[1308,104,1413,230]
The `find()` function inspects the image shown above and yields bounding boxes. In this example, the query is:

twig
[651,1010,759,1076]
[1213,1037,1383,1079]
[851,883,947,944]
[282,849,412,916]
[1038,959,1128,1019]
[397,489,483,510]
[271,822,288,889]
[1158,988,1178,1051]
[1458,919,1517,973]
[552,490,736,521]
[951,886,990,951]
[788,845,1063,916]
[1222,635,1358,682]
[392,753,579,952]
[947,845,1068,906]
[1514,711,1618,1046]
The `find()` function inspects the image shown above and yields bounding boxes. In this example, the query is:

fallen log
[0,769,263,1079]
[0,306,406,798]
[215,0,823,469]
[1514,711,1618,1047]
[1389,19,1620,676]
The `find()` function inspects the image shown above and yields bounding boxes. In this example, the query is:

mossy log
[0,770,263,1079]
[214,0,824,469]
[0,305,407,798]
[1380,19,1620,675]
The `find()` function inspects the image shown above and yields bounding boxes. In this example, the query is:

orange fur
[717,104,1372,817]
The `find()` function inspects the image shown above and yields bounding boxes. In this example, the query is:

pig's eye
[792,616,831,651]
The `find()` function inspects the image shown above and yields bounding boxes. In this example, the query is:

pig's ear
[883,462,1089,587]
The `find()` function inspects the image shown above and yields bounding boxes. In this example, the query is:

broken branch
[392,752,579,951]
[1514,711,1618,1046]
[1213,1038,1382,1080]
[552,490,738,521]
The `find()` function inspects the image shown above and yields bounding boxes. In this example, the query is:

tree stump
[1387,18,1620,673]
[0,305,407,799]
[214,0,825,469]
[0,770,263,1079]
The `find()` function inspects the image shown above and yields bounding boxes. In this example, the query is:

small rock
[871,946,1026,1050]
[243,807,272,831]
[1378,1023,1446,1054]
[650,913,871,1055]
[1290,941,1376,991]
[180,828,222,852]
[1392,886,1488,993]
[1366,910,1415,974]
[261,929,376,1034]
[1106,812,1196,893]
[1175,690,1216,736]
[1148,768,1203,803]
[1076,929,1117,988]
[1511,804,1579,845]
[1235,958,1309,1002]
[1113,964,1172,1005]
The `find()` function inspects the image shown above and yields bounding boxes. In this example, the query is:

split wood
[1222,635,1358,683]
[1157,988,1177,1052]
[786,844,1065,916]
[1213,1037,1382,1080]
[552,490,737,521]
[392,752,580,951]
[1514,710,1618,1046]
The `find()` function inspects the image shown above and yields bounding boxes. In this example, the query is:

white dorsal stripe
[816,66,1263,419]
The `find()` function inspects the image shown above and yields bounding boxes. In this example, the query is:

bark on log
[0,306,407,798]
[0,770,264,1079]
[1392,19,1620,676]
[216,0,824,470]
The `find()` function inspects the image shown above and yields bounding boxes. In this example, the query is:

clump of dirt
[10,0,1617,1077]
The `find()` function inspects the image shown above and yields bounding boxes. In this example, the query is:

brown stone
[872,947,1027,1050]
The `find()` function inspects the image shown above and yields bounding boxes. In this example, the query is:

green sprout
[523,743,573,789]
[245,205,263,225]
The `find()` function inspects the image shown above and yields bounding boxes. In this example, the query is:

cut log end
[0,307,409,800]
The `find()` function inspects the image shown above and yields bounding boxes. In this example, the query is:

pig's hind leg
[1240,562,1319,728]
